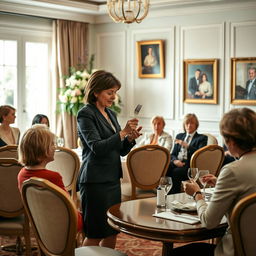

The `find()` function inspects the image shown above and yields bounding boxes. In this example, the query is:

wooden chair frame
[126,145,170,200]
[190,144,224,177]
[0,145,18,159]
[230,193,256,256]
[21,177,78,256]
[21,178,127,256]
[0,158,31,256]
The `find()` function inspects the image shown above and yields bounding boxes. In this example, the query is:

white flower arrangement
[58,55,122,116]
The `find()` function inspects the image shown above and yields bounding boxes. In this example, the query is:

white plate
[170,200,197,212]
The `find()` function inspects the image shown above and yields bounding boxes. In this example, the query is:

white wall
[91,2,256,145]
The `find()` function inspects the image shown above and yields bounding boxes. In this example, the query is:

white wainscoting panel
[96,31,126,116]
[231,21,256,57]
[180,23,225,123]
[229,21,256,113]
[129,27,175,120]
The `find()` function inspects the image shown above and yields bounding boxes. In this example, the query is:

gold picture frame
[183,59,218,104]
[231,57,256,105]
[136,40,165,78]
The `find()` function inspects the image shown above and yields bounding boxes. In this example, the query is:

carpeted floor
[0,232,163,256]
[1,232,203,256]
[116,233,162,256]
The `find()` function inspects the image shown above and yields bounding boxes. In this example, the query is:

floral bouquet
[58,55,122,116]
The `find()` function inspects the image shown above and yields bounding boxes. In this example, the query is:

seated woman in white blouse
[136,116,173,151]
[177,107,256,256]
[0,105,20,146]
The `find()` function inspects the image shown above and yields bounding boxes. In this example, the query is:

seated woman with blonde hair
[136,116,173,151]
[0,105,20,147]
[17,124,83,233]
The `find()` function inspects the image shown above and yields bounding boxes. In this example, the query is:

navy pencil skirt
[79,180,121,238]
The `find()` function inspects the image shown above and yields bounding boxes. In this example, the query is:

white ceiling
[0,0,255,23]
[1,0,253,15]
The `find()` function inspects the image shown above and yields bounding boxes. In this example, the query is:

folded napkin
[153,211,200,224]
[170,200,197,211]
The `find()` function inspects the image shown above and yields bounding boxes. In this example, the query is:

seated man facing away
[167,113,207,194]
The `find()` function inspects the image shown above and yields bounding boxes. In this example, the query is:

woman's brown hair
[84,70,121,104]
[220,108,256,151]
[0,105,15,123]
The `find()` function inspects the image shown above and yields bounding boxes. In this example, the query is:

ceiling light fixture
[107,0,150,24]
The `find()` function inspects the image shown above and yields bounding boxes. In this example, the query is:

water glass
[159,176,173,209]
[198,170,210,198]
[187,168,199,182]
[57,137,65,147]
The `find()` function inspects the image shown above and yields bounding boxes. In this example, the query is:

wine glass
[57,137,65,147]
[187,168,199,182]
[159,176,173,209]
[198,170,210,198]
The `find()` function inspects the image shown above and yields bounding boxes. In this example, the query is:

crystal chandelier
[107,0,150,24]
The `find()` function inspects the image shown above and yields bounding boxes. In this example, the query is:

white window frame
[0,15,54,133]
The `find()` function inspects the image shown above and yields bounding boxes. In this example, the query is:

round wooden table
[107,194,227,256]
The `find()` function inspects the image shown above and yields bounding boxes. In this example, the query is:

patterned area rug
[0,232,199,256]
[0,233,162,256]
[116,233,162,256]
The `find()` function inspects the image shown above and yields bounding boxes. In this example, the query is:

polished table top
[107,193,227,244]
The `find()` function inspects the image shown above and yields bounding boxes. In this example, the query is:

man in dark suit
[188,69,201,98]
[167,113,207,194]
[246,67,256,100]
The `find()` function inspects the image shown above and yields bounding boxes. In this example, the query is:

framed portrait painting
[136,40,165,78]
[231,57,256,105]
[183,59,218,104]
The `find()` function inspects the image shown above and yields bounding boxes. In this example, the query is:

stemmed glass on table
[187,168,199,183]
[159,176,173,209]
[198,170,210,198]
[186,168,199,198]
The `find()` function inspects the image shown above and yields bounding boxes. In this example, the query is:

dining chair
[122,145,170,200]
[21,177,127,256]
[46,146,80,206]
[0,158,31,256]
[0,144,18,159]
[190,144,224,177]
[230,192,256,256]
[203,133,218,145]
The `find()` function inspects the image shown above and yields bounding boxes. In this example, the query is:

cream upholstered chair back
[0,158,23,216]
[230,192,256,256]
[126,145,170,200]
[203,133,218,145]
[21,177,127,256]
[22,177,77,256]
[190,144,224,177]
[0,158,31,255]
[0,145,18,159]
[46,146,80,204]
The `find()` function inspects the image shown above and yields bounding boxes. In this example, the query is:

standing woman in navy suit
[77,70,142,249]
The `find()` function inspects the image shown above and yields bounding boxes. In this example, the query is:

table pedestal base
[162,242,173,256]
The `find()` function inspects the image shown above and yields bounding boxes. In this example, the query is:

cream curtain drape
[53,20,88,148]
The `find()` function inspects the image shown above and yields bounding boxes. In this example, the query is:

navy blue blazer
[77,103,135,184]
[189,77,199,95]
[171,132,207,162]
